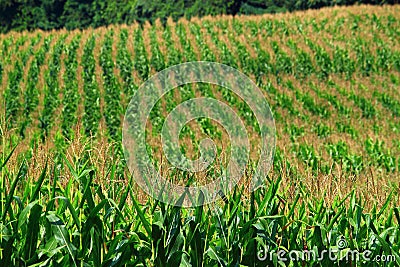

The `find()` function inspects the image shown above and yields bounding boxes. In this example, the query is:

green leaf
[46,213,77,267]
[0,144,17,171]
[2,161,25,221]
[23,204,42,261]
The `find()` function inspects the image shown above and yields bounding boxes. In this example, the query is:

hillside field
[1,5,400,266]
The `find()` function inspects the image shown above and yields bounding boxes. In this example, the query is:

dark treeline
[0,0,398,33]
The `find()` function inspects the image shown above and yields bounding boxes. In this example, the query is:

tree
[61,0,93,29]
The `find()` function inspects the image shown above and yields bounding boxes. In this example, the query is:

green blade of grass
[2,161,24,221]
[0,144,17,171]
[131,192,151,236]
[23,203,42,262]
[29,160,48,202]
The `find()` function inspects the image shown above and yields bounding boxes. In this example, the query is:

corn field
[1,5,400,266]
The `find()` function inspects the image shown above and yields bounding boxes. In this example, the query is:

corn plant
[349,93,377,119]
[294,143,320,172]
[132,28,150,80]
[365,138,397,172]
[61,35,81,140]
[149,26,166,72]
[313,84,351,117]
[374,92,400,117]
[295,90,331,119]
[271,41,293,76]
[293,47,314,79]
[313,122,331,138]
[82,35,101,137]
[336,122,358,139]
[326,141,364,174]
[175,22,197,62]
[4,61,23,128]
[226,32,254,75]
[251,40,273,85]
[20,36,53,137]
[189,23,216,62]
[39,36,65,141]
[117,29,137,97]
[100,31,122,142]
